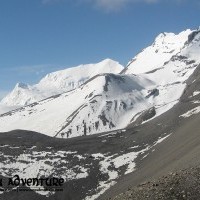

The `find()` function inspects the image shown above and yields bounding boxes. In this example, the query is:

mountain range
[1,59,123,107]
[0,28,200,138]
[0,28,200,200]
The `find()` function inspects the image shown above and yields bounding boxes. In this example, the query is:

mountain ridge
[123,29,193,74]
[1,58,123,107]
[0,28,200,138]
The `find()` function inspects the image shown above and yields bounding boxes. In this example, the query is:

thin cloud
[93,0,130,11]
[42,0,159,11]
[41,0,187,12]
[92,0,159,11]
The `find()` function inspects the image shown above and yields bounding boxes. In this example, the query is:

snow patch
[180,106,200,118]
[153,134,171,146]
[193,91,200,97]
[0,149,88,196]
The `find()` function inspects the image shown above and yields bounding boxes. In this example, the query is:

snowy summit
[0,28,200,138]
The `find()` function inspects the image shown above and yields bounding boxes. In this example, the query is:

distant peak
[100,59,124,68]
[155,32,172,40]
[15,82,28,89]
[153,29,193,46]
[100,58,118,64]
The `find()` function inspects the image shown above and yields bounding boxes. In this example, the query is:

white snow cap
[1,58,124,107]
[124,29,192,74]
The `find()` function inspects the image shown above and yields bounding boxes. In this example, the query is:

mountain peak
[15,82,29,90]
[1,59,123,107]
[123,29,193,75]
[154,29,192,45]
[101,58,119,64]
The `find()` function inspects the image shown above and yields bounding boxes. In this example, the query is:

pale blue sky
[0,0,200,98]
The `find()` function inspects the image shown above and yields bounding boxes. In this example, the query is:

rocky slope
[1,62,200,200]
[112,167,200,200]
[99,62,200,200]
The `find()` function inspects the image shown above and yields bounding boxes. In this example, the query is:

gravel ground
[112,166,200,200]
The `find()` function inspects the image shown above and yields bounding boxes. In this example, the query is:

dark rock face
[146,89,159,98]
[131,107,156,126]
[141,107,156,122]
[104,74,125,92]
[185,30,200,45]
[180,64,200,102]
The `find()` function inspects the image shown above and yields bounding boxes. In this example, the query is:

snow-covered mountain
[0,28,200,138]
[0,73,155,137]
[123,29,192,74]
[1,59,123,107]
[0,104,19,115]
[123,29,200,117]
